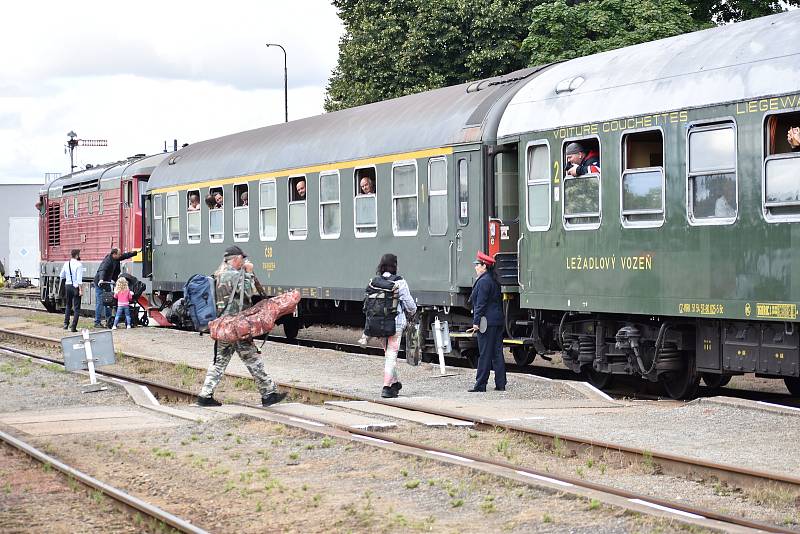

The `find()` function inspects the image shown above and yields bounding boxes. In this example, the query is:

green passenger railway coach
[497,11,800,398]
[43,9,792,400]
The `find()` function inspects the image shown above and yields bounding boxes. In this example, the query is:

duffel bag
[209,290,301,343]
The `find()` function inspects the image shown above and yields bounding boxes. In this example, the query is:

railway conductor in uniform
[467,251,507,392]
[197,245,287,407]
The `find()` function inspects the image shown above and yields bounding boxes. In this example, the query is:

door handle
[448,240,454,286]
[516,234,524,290]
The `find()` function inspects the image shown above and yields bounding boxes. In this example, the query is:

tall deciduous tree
[521,0,710,65]
[325,0,796,112]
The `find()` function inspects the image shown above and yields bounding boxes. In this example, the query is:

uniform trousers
[474,325,507,390]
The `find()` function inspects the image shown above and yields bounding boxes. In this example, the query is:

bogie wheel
[661,356,700,400]
[511,346,535,367]
[582,366,614,390]
[283,318,300,340]
[784,377,800,396]
[701,373,731,389]
[462,348,479,369]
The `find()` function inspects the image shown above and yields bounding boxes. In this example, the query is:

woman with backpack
[366,253,416,399]
[467,251,507,392]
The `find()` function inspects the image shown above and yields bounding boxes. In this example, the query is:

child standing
[112,277,133,329]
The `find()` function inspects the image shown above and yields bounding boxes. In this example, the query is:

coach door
[120,179,134,252]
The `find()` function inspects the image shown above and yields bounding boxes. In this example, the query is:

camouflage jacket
[215,263,254,316]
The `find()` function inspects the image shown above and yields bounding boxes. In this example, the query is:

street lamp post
[265,43,288,123]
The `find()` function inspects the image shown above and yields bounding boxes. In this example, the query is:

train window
[233,183,249,241]
[428,158,448,236]
[123,181,133,207]
[562,138,601,229]
[319,171,340,239]
[98,192,104,215]
[209,186,224,242]
[687,123,737,224]
[764,112,800,221]
[64,198,70,218]
[621,130,664,227]
[166,192,180,244]
[186,190,201,244]
[288,176,307,239]
[354,167,377,237]
[74,196,79,218]
[526,143,550,231]
[457,158,469,226]
[153,194,163,246]
[493,152,518,222]
[259,180,277,241]
[87,195,93,215]
[392,162,418,235]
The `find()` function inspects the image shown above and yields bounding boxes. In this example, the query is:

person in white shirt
[59,249,84,332]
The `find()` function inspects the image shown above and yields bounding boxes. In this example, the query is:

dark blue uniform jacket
[470,272,504,327]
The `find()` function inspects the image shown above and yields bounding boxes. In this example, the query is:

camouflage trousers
[199,340,276,398]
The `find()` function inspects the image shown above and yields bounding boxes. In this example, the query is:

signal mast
[65,131,108,173]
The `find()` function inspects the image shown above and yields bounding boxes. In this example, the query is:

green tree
[521,0,710,65]
[684,0,799,24]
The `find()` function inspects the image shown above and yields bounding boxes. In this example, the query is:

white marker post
[80,329,106,393]
[432,316,455,377]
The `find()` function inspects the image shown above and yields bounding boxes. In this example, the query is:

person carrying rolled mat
[467,251,506,392]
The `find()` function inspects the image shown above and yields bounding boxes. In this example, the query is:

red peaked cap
[473,251,495,266]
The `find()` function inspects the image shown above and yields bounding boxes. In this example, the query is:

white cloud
[0,0,343,182]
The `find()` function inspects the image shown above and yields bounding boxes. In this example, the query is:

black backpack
[363,275,402,337]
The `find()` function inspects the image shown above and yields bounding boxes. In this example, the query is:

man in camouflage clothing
[197,245,287,407]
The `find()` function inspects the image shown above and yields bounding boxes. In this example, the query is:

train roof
[44,153,170,197]
[498,10,800,138]
[146,67,543,192]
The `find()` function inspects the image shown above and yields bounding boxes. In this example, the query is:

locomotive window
[186,189,201,244]
[233,183,249,241]
[153,195,163,246]
[493,152,518,222]
[319,171,340,239]
[621,130,664,227]
[259,181,277,241]
[392,162,418,235]
[688,123,737,224]
[74,196,79,218]
[64,198,70,218]
[354,167,377,237]
[457,158,469,226]
[98,192,104,215]
[209,186,224,243]
[428,157,447,236]
[526,143,550,231]
[166,192,180,244]
[764,111,800,221]
[288,176,307,239]
[87,195,93,215]
[123,181,133,207]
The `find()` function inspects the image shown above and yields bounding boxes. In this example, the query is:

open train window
[153,195,163,246]
[621,130,664,228]
[186,189,201,244]
[526,142,550,231]
[233,183,249,241]
[288,176,307,239]
[457,158,469,226]
[562,138,601,229]
[354,167,377,237]
[764,111,800,221]
[428,157,447,236]
[166,192,180,244]
[208,186,224,242]
[687,122,737,225]
[319,171,340,239]
[259,180,277,241]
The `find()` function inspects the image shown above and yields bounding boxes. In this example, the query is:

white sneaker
[111,326,117,330]
[126,325,131,329]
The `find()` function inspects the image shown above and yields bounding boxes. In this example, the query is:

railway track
[0,428,208,533]
[1,326,799,533]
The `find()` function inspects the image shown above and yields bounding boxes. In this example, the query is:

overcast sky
[0,1,344,184]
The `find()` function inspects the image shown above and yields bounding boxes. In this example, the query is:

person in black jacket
[93,247,138,327]
[467,251,507,392]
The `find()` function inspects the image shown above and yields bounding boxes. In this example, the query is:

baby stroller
[107,273,149,328]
